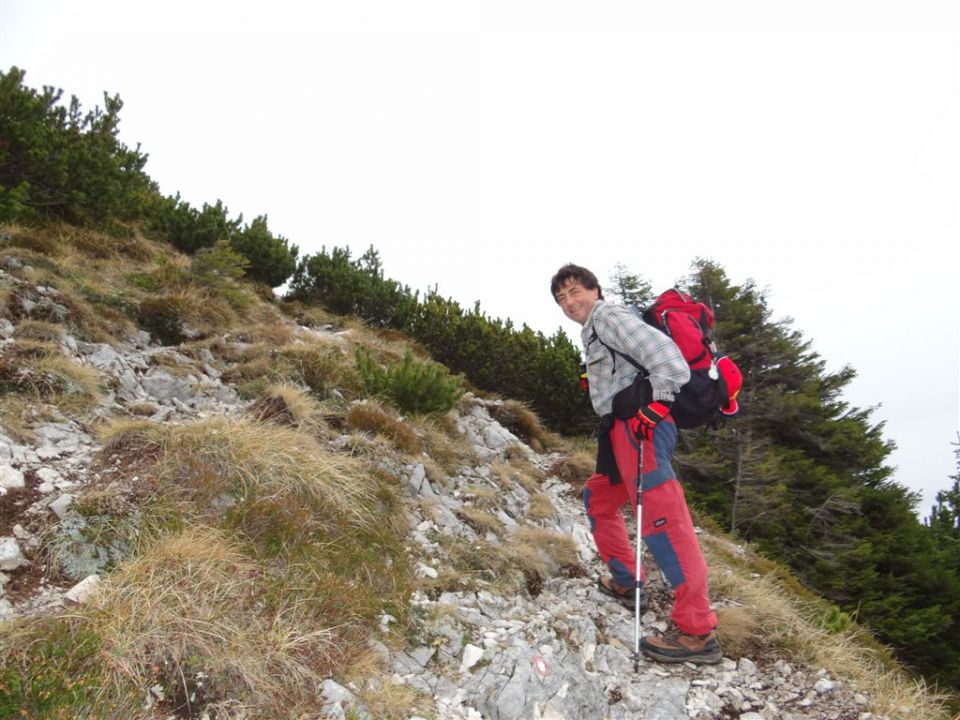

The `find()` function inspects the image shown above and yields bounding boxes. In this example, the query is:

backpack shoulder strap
[588,327,646,375]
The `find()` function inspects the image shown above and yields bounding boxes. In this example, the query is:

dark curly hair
[550,263,603,302]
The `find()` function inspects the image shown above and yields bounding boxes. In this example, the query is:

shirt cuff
[650,381,676,403]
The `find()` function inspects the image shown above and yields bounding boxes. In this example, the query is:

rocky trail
[0,266,887,720]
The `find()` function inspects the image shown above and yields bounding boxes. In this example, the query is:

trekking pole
[633,437,644,673]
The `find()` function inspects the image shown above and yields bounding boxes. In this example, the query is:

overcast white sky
[2,0,958,515]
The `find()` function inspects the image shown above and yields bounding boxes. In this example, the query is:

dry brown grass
[329,644,431,717]
[491,399,563,452]
[424,525,581,597]
[549,450,594,487]
[136,287,241,344]
[278,299,341,328]
[127,402,159,416]
[421,457,450,487]
[0,395,36,441]
[0,339,101,417]
[459,507,503,537]
[430,536,520,593]
[1,224,271,347]
[356,678,429,720]
[462,484,499,505]
[277,342,363,398]
[703,536,952,720]
[98,417,377,529]
[510,527,580,571]
[2,225,172,342]
[249,382,321,429]
[1,521,367,717]
[11,319,66,341]
[221,354,273,384]
[491,456,544,492]
[432,527,582,597]
[552,433,596,457]
[227,340,273,364]
[29,355,101,408]
[145,349,202,377]
[338,316,427,364]
[60,223,155,261]
[345,401,419,455]
[87,525,342,715]
[97,418,170,454]
[222,340,364,400]
[528,492,556,520]
[231,304,295,346]
[0,223,65,255]
[48,280,136,343]
[713,605,763,657]
[412,414,475,473]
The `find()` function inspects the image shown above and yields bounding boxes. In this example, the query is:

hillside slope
[0,225,951,720]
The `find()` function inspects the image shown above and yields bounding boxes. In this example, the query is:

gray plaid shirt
[581,300,690,416]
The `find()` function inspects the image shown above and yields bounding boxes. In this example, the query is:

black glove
[629,401,671,441]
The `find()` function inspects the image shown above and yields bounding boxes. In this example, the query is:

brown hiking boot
[596,576,644,611]
[641,627,722,664]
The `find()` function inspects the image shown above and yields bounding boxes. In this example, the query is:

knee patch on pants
[644,530,686,587]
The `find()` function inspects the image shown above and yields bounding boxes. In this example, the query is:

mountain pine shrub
[290,246,419,328]
[190,238,248,282]
[147,196,239,255]
[356,347,464,415]
[228,215,298,288]
[0,67,156,225]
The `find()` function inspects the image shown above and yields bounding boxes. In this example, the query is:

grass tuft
[277,342,363,399]
[11,319,66,341]
[549,450,594,488]
[63,224,154,261]
[510,527,580,571]
[411,413,475,474]
[249,382,321,428]
[88,525,339,715]
[491,455,544,492]
[458,507,503,537]
[491,399,562,452]
[98,417,377,532]
[345,401,419,455]
[0,340,101,417]
[528,492,556,520]
[0,224,64,255]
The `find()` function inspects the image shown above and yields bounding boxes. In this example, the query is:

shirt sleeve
[593,304,691,402]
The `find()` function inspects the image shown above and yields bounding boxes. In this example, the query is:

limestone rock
[0,537,27,571]
[63,574,100,604]
[0,463,25,491]
[48,493,75,520]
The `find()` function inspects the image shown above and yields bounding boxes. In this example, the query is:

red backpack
[643,289,716,372]
[602,289,743,429]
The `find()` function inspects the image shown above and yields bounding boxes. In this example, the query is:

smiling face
[555,278,600,326]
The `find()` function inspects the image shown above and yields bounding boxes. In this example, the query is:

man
[550,263,721,664]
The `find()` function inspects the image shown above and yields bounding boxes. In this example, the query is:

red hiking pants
[584,416,718,636]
